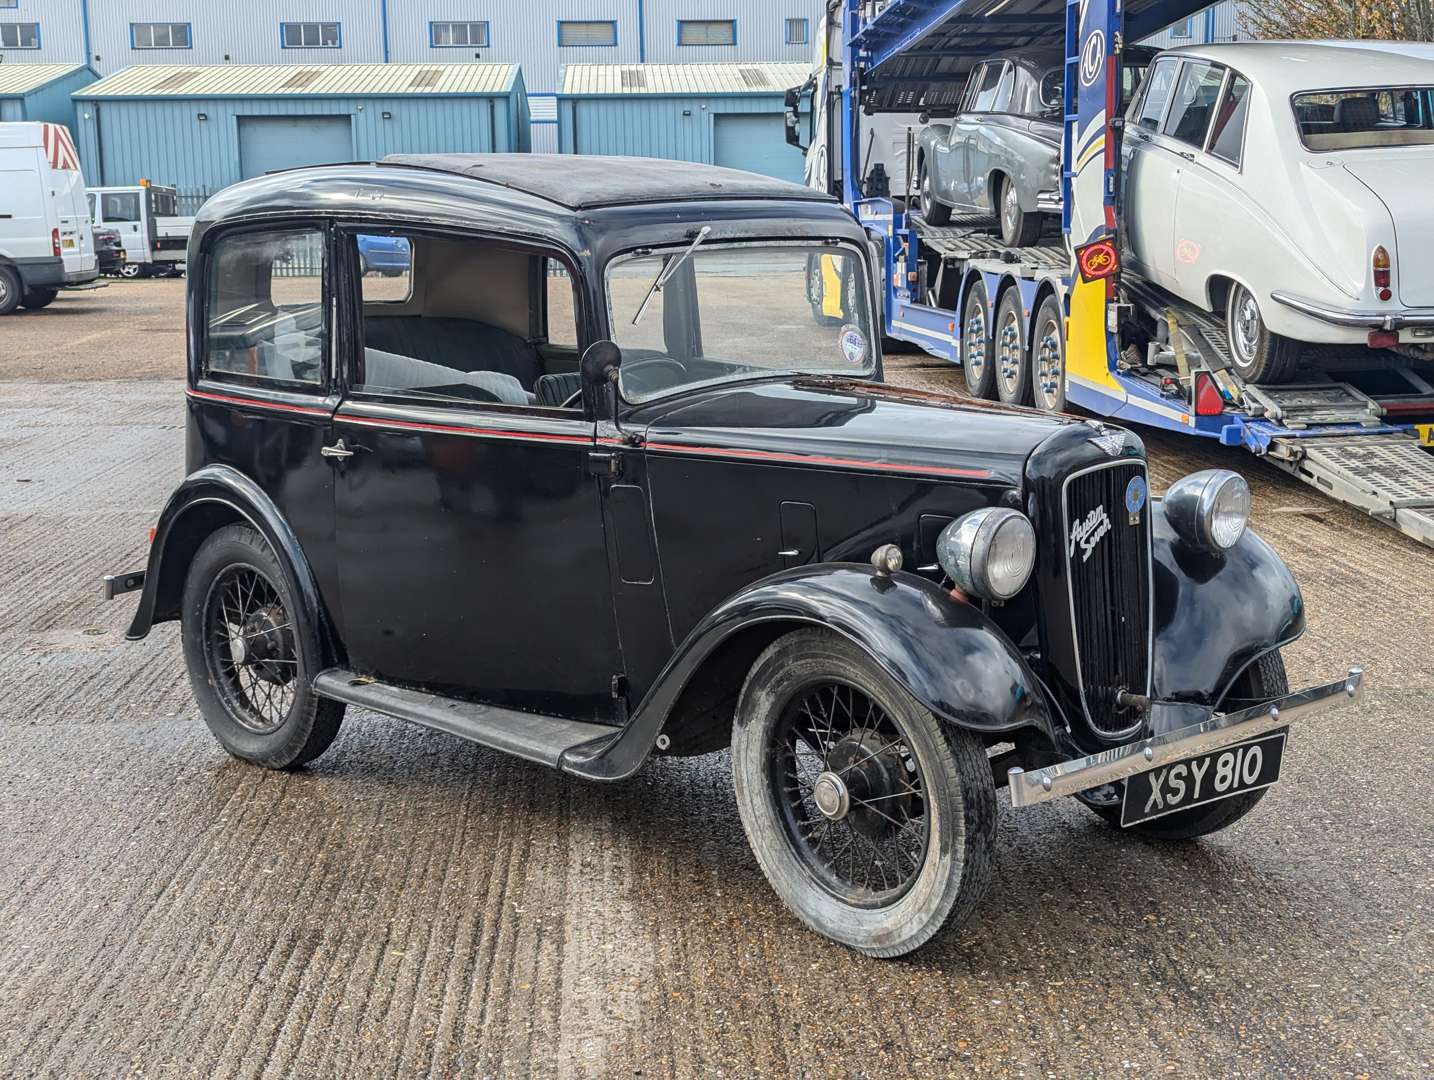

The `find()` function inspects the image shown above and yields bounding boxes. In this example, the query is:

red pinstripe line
[186,388,331,417]
[338,413,592,444]
[644,441,991,479]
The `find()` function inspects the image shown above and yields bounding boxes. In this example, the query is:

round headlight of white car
[1164,469,1250,552]
[935,507,1037,600]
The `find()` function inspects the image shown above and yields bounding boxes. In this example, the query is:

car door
[329,227,624,723]
[1121,56,1183,286]
[101,190,146,264]
[941,62,999,208]
[1172,68,1251,305]
[967,61,1016,214]
[1152,60,1227,292]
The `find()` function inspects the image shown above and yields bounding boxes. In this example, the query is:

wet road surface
[0,284,1430,1078]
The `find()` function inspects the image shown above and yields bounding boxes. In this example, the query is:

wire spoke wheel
[769,679,929,906]
[201,563,298,735]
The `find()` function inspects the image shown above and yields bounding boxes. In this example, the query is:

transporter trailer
[792,0,1434,547]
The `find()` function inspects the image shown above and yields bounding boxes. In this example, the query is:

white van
[0,121,98,315]
[88,183,193,278]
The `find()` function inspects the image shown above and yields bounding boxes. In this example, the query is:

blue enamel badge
[1125,474,1148,516]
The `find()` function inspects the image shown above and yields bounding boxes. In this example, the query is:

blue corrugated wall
[0,69,98,133]
[73,78,527,196]
[558,93,796,170]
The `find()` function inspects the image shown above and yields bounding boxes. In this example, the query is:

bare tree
[1242,0,1434,40]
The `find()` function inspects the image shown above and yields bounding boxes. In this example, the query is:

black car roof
[380,153,834,211]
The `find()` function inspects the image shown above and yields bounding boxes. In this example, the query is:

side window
[102,192,141,222]
[1163,62,1226,147]
[970,62,1007,112]
[1011,65,1037,115]
[352,233,582,411]
[959,64,987,112]
[1207,72,1251,165]
[990,63,1016,113]
[1133,57,1178,131]
[87,192,97,221]
[205,228,327,386]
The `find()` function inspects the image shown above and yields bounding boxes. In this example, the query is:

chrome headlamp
[935,507,1037,600]
[1164,469,1250,553]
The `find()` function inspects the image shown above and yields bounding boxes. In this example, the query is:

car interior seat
[1333,96,1380,132]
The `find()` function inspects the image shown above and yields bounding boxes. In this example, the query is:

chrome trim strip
[1059,457,1153,741]
[1270,290,1434,330]
[1008,668,1364,808]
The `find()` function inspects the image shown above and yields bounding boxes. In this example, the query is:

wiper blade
[631,226,711,326]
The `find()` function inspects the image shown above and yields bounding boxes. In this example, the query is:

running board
[312,669,620,768]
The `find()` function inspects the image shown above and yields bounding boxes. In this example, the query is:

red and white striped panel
[41,123,81,172]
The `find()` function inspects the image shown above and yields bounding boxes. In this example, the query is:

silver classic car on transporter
[1123,41,1434,383]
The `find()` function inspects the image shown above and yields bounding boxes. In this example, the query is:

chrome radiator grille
[1063,461,1151,736]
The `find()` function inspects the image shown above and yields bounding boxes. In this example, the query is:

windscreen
[607,245,875,404]
[1294,87,1434,150]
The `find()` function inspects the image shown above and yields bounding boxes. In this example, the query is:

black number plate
[1120,729,1287,828]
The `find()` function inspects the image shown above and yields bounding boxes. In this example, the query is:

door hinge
[588,449,623,478]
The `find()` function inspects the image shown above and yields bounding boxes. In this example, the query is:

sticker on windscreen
[839,324,868,365]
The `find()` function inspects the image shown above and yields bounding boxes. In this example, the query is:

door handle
[1176,149,1195,162]
[320,439,355,460]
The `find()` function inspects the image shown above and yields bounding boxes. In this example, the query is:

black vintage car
[106,155,1361,957]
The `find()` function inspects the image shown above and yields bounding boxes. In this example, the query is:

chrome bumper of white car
[1006,667,1364,809]
[1271,291,1434,330]
[1036,192,1062,215]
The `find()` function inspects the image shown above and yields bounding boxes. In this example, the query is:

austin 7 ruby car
[105,155,1363,957]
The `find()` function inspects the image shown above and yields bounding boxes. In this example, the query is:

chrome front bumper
[1270,290,1434,331]
[1008,668,1364,809]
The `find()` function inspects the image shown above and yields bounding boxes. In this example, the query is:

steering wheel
[619,356,690,397]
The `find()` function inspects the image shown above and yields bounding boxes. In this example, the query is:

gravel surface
[0,283,1430,1078]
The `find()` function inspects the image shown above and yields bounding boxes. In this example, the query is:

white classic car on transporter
[1122,41,1434,383]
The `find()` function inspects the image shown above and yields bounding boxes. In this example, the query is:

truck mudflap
[1007,668,1364,809]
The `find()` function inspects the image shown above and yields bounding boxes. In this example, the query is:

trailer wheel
[961,281,997,400]
[994,289,1032,405]
[1031,294,1067,413]
[1225,284,1300,384]
[918,162,951,227]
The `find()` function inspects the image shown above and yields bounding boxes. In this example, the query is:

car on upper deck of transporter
[1123,40,1434,383]
[104,154,1362,957]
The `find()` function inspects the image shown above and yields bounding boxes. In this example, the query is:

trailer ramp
[1270,434,1434,547]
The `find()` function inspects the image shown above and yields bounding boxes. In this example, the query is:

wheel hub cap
[813,771,850,820]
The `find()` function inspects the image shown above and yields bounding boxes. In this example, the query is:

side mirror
[581,339,622,388]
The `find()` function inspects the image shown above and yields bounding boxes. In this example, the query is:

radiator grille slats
[1064,463,1151,735]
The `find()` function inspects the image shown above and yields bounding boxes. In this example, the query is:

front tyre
[181,524,344,770]
[732,629,996,957]
[1225,283,1300,384]
[1082,651,1289,840]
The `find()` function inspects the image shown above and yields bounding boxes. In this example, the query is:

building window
[132,22,192,49]
[557,20,617,47]
[678,19,737,46]
[785,17,808,45]
[1170,17,1193,39]
[0,22,39,48]
[0,1,17,9]
[430,20,489,48]
[280,21,340,48]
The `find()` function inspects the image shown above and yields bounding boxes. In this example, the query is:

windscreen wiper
[631,226,711,326]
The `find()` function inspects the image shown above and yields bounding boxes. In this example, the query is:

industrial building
[557,62,810,183]
[0,64,95,126]
[0,2,825,149]
[71,63,527,200]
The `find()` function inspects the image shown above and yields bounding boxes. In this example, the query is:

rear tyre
[0,266,22,316]
[961,280,997,400]
[181,524,344,770]
[1031,294,1068,413]
[918,161,952,226]
[732,628,996,957]
[998,176,1043,247]
[1225,283,1300,384]
[1081,651,1288,840]
[118,262,144,279]
[994,288,1032,405]
[20,287,58,310]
